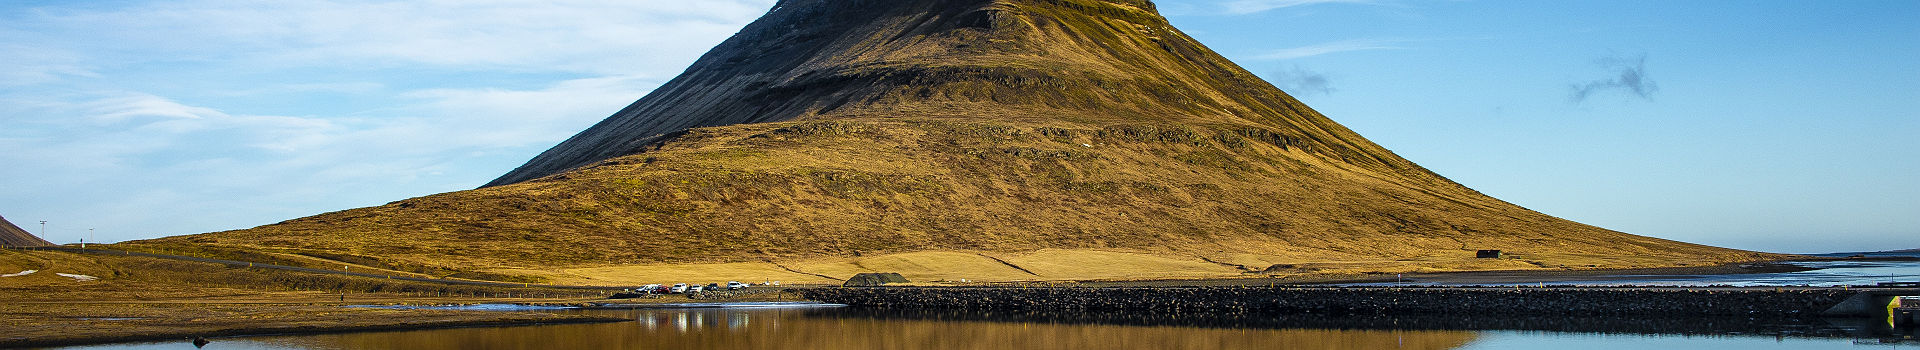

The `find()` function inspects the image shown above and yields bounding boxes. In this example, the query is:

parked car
[726,281,747,290]
[705,283,721,291]
[640,284,666,293]
[670,283,689,294]
[688,285,704,293]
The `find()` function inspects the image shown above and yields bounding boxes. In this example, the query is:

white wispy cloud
[0,44,97,86]
[0,0,772,241]
[1221,0,1376,15]
[13,0,772,75]
[82,94,225,123]
[398,74,661,148]
[0,72,657,239]
[1254,39,1404,60]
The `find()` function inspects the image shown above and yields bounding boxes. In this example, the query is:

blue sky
[1,0,1913,253]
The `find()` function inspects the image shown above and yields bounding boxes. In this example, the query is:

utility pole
[39,221,46,243]
[84,228,93,249]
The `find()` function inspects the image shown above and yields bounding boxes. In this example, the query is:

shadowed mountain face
[490,0,1418,187]
[137,0,1773,280]
[0,215,53,247]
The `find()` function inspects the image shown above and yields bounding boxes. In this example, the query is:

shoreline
[4,299,845,349]
[0,291,819,349]
[2,312,626,349]
[797,285,1912,317]
[8,255,1907,348]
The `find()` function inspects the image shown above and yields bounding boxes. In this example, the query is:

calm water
[46,255,1920,350]
[47,304,1918,350]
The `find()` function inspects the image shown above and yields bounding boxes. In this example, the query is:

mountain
[131,0,1776,283]
[487,0,1418,187]
[0,215,53,248]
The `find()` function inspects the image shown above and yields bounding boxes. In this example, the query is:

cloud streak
[0,1,772,241]
[1569,54,1658,103]
[1254,39,1403,60]
[0,44,97,86]
[1221,0,1376,15]
[4,0,774,77]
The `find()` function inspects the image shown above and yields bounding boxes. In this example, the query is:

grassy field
[0,248,641,348]
[493,246,1783,287]
[0,302,617,348]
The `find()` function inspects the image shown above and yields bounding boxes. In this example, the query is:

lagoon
[45,256,1920,350]
[49,305,1915,350]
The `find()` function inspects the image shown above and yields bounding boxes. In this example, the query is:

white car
[687,285,704,293]
[670,283,689,293]
[726,281,747,290]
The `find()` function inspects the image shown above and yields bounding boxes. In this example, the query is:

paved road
[18,246,631,291]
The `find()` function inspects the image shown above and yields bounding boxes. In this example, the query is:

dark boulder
[844,273,910,287]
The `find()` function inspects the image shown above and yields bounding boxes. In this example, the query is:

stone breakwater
[798,287,1861,317]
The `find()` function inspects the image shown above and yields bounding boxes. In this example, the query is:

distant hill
[0,215,53,248]
[131,0,1778,283]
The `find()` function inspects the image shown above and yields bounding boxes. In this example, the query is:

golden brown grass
[0,303,615,348]
[126,118,1783,284]
[0,249,602,302]
[0,249,641,348]
[511,262,838,286]
[479,245,1771,287]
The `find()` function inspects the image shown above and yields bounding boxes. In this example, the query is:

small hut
[842,272,910,287]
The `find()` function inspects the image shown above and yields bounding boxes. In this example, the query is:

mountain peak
[489,0,1400,186]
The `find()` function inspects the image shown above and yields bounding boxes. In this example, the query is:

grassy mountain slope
[135,119,1775,282]
[491,0,1425,186]
[1,215,53,247]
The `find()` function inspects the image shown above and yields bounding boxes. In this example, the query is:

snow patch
[1,270,36,277]
[55,273,98,281]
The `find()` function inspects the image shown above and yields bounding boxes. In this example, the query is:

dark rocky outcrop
[800,287,1868,318]
[816,307,1879,338]
[844,273,911,287]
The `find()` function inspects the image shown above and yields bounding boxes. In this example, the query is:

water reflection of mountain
[222,306,1919,350]
[250,307,1479,350]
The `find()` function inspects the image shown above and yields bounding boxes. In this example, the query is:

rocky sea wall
[798,287,1863,317]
